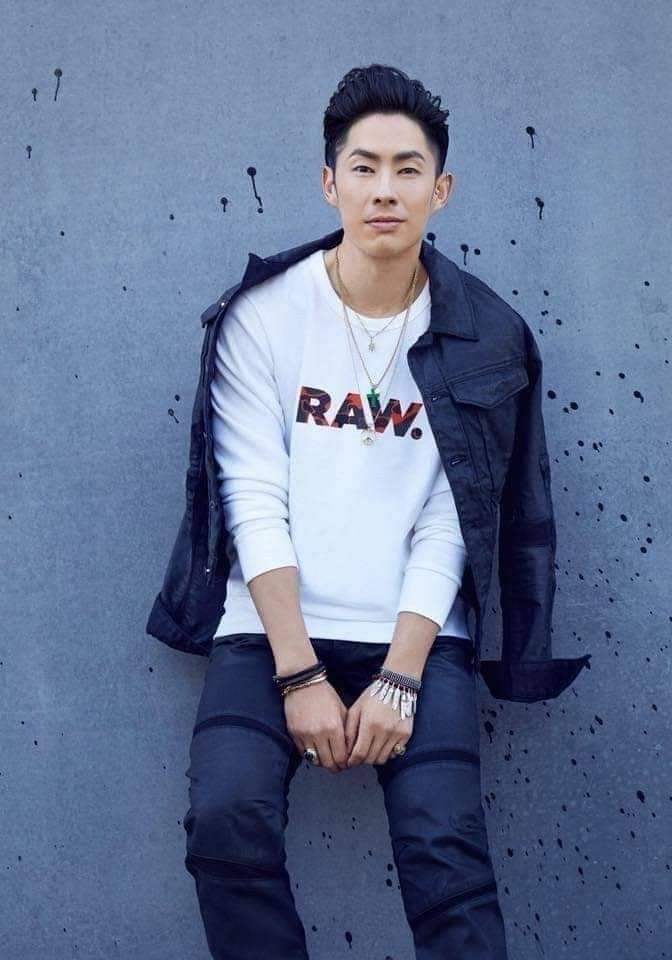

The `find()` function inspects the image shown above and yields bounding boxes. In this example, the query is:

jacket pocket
[447,357,529,407]
[445,358,529,495]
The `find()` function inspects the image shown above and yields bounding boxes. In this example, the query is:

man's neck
[323,242,428,318]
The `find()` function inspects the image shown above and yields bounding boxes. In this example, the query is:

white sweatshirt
[209,248,470,644]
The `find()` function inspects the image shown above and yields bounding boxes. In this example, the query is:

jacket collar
[204,226,479,340]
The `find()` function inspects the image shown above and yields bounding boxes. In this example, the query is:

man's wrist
[272,637,319,675]
[382,611,440,678]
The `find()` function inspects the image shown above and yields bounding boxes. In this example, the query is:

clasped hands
[284,674,415,774]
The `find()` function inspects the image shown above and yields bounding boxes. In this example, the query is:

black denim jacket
[146,226,592,702]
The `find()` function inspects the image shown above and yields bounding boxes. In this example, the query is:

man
[149,63,591,958]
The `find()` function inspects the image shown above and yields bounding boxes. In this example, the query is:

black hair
[323,64,449,181]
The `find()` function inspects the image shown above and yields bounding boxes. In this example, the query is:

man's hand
[345,686,414,767]
[283,680,350,774]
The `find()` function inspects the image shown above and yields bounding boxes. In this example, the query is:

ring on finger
[303,746,320,765]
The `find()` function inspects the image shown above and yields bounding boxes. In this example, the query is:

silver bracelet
[377,667,422,691]
[369,668,422,720]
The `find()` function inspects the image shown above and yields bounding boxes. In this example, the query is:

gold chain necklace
[336,262,416,352]
[333,245,419,445]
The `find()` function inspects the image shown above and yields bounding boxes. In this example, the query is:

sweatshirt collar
[208,227,479,341]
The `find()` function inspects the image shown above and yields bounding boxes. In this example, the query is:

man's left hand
[345,686,413,766]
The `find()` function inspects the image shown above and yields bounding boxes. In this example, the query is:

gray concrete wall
[2,2,670,957]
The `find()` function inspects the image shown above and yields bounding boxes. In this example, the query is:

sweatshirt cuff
[234,528,299,586]
[396,567,462,630]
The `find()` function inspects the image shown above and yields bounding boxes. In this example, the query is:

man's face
[322,112,453,257]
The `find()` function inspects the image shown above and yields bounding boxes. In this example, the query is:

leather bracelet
[272,659,325,688]
[280,671,329,697]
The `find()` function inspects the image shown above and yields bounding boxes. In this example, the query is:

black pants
[183,632,509,959]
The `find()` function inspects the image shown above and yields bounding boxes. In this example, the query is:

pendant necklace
[342,272,415,352]
[332,245,419,445]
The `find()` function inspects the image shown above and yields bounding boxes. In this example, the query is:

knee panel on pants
[183,713,295,872]
[407,876,501,929]
[380,747,498,925]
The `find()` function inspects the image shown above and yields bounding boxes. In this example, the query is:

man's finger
[344,705,359,753]
[364,733,386,765]
[348,724,374,766]
[328,730,348,771]
[372,735,397,765]
[316,735,341,774]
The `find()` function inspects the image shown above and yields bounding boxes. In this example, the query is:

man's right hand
[283,681,350,773]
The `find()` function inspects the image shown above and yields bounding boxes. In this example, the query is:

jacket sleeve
[209,292,299,586]
[478,316,592,702]
[395,463,467,630]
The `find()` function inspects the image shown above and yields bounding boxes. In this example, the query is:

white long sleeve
[396,464,467,629]
[208,248,471,645]
[209,292,299,586]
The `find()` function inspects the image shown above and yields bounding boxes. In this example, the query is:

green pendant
[366,387,380,407]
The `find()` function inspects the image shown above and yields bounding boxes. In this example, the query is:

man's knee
[184,717,293,869]
[382,751,497,922]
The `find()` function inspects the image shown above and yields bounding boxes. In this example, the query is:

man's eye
[353,166,419,174]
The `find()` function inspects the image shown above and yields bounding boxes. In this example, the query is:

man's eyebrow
[346,148,426,163]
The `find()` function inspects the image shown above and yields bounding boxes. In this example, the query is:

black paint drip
[246,166,263,213]
[526,125,536,148]
[219,196,229,214]
[460,242,469,266]
[53,67,62,102]
[535,196,544,220]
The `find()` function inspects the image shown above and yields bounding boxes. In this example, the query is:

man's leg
[183,633,309,960]
[373,636,509,959]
